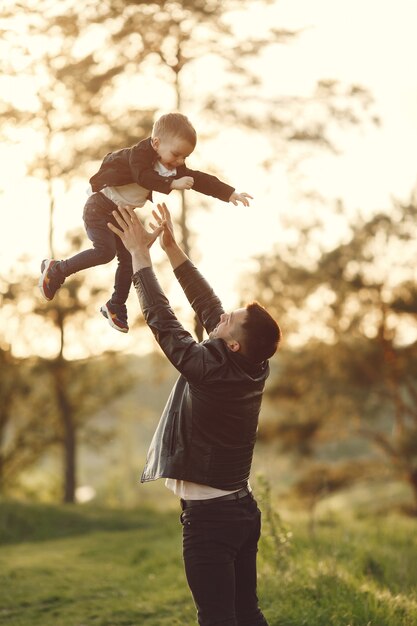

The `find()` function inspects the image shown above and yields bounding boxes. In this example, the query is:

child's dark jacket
[89,137,234,203]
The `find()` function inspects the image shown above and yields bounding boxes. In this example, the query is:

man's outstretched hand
[150,202,189,270]
[150,203,176,251]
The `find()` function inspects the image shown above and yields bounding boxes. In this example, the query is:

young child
[38,112,252,333]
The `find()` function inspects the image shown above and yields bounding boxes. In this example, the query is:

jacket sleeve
[132,266,226,383]
[178,165,235,202]
[173,260,224,335]
[129,143,175,195]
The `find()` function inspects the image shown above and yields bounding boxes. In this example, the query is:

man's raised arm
[151,203,224,336]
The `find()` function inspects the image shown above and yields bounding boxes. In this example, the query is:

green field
[1,500,416,626]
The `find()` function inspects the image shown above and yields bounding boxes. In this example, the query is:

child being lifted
[38,112,252,333]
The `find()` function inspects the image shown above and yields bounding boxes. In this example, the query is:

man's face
[209,308,248,349]
[152,135,194,169]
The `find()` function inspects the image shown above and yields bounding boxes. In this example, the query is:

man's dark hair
[241,302,281,363]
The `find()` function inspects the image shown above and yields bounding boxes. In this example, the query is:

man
[108,203,281,626]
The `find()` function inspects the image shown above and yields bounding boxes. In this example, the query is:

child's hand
[171,176,194,191]
[229,192,253,207]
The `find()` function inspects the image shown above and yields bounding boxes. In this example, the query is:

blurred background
[1,0,416,516]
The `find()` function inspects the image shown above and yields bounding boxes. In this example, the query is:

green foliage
[248,197,417,506]
[1,254,141,502]
[2,254,174,504]
[293,462,356,500]
[1,500,417,625]
[0,500,150,545]
[0,351,58,492]
[2,0,376,197]
[256,474,292,571]
[0,500,192,626]
[0,347,135,497]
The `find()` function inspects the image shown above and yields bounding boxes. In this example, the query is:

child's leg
[99,231,133,333]
[59,194,118,277]
[110,234,133,306]
[39,194,119,302]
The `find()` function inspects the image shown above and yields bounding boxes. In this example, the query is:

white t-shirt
[165,478,251,500]
[88,161,177,208]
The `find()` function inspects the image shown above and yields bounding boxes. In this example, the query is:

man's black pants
[180,493,269,626]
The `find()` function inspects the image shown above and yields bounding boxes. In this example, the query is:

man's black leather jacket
[133,259,270,491]
[89,137,234,203]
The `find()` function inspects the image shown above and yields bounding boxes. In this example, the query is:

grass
[0,499,416,625]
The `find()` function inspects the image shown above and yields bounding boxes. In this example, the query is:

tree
[0,0,157,254]
[1,0,380,499]
[0,346,57,493]
[1,2,150,501]
[246,196,417,507]
[0,345,135,500]
[8,1,375,328]
[1,246,136,502]
[3,1,375,319]
[44,0,299,337]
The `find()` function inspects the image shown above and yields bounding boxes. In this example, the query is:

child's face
[152,135,194,170]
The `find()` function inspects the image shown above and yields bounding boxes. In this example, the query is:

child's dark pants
[180,494,269,626]
[59,192,133,305]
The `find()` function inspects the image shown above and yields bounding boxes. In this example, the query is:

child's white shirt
[87,161,177,208]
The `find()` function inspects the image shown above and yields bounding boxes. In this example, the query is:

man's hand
[150,203,176,252]
[229,191,253,207]
[107,206,163,271]
[171,176,194,191]
[149,202,189,270]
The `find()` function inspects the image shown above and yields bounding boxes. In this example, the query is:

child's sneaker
[39,259,65,301]
[100,300,129,333]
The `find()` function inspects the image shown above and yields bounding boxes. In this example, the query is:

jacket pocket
[168,411,179,456]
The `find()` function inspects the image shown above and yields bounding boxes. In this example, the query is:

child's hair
[152,113,197,148]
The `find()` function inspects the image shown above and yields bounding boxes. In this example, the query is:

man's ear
[152,137,159,150]
[226,339,240,353]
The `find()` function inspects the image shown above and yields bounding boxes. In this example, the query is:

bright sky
[1,0,416,357]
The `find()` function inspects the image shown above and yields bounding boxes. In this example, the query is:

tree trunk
[62,406,76,504]
[53,314,77,504]
[43,100,56,259]
[408,468,417,512]
[53,359,77,504]
[0,408,12,495]
[174,53,204,342]
[0,452,3,494]
[0,350,14,494]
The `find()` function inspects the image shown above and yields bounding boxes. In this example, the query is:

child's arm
[178,165,252,205]
[130,148,176,195]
